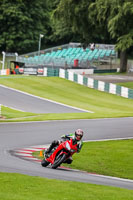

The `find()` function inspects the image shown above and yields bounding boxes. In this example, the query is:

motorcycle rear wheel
[41,159,50,167]
[52,154,66,169]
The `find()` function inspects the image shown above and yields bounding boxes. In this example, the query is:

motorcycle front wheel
[52,154,66,169]
[41,158,50,167]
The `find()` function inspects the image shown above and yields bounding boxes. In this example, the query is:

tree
[52,0,101,45]
[46,0,74,45]
[0,0,50,53]
[53,0,133,72]
[52,0,114,47]
[89,0,133,72]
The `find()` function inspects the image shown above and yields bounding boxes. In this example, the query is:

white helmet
[75,129,84,141]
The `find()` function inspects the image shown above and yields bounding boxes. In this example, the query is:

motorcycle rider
[44,129,84,164]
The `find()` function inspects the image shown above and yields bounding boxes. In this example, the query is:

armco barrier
[94,69,117,73]
[59,69,133,99]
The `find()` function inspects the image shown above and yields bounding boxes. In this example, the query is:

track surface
[0,85,87,113]
[0,85,133,189]
[85,74,133,83]
[0,118,133,189]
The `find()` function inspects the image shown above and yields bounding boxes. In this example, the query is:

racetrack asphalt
[0,85,89,113]
[85,74,133,83]
[0,118,133,189]
[0,84,133,189]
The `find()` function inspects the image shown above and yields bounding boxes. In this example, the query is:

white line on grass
[86,173,133,183]
[84,137,133,142]
[3,105,25,112]
[0,84,93,113]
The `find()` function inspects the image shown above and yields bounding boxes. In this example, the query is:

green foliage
[88,0,133,51]
[0,0,50,53]
[116,32,133,51]
[88,0,133,71]
[108,1,133,51]
[0,0,133,66]
[52,0,94,44]
[52,0,114,45]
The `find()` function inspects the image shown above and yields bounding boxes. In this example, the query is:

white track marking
[3,105,25,112]
[84,137,133,142]
[85,173,133,183]
[0,84,93,113]
[15,153,34,157]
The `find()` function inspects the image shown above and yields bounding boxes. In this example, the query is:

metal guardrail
[18,43,116,57]
[19,43,71,58]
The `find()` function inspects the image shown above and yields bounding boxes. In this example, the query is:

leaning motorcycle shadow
[46,165,78,172]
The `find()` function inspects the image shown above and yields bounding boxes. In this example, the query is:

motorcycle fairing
[46,139,77,164]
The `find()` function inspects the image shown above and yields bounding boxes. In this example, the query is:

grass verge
[0,173,133,200]
[117,82,133,89]
[0,76,133,122]
[33,140,133,180]
[95,72,126,76]
[1,105,37,119]
[1,105,133,123]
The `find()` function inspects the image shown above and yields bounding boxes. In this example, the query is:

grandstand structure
[16,43,117,69]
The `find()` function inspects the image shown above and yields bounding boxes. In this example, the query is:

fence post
[0,104,1,118]
[2,51,5,70]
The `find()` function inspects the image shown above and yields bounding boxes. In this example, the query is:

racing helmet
[75,129,83,141]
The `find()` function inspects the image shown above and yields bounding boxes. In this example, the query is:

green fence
[47,68,59,77]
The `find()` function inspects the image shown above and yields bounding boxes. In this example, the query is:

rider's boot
[45,146,52,158]
[45,140,59,158]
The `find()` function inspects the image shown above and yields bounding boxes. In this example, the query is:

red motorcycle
[41,138,78,169]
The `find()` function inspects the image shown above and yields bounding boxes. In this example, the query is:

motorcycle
[41,138,78,169]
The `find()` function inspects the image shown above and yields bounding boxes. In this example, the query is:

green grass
[33,140,133,180]
[0,105,96,122]
[95,72,126,75]
[0,173,133,200]
[0,76,133,198]
[1,106,37,119]
[0,76,133,122]
[117,82,133,89]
